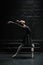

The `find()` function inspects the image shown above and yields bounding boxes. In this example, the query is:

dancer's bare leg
[12,44,22,57]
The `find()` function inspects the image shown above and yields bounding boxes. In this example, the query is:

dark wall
[0,0,43,40]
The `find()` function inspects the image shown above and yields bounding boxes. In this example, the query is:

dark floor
[0,53,43,65]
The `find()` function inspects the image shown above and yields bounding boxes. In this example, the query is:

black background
[0,0,43,40]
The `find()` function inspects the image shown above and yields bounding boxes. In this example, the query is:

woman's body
[8,20,31,57]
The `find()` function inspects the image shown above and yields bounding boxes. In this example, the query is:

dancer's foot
[12,53,17,57]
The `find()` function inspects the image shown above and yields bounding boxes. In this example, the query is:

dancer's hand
[8,21,14,24]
